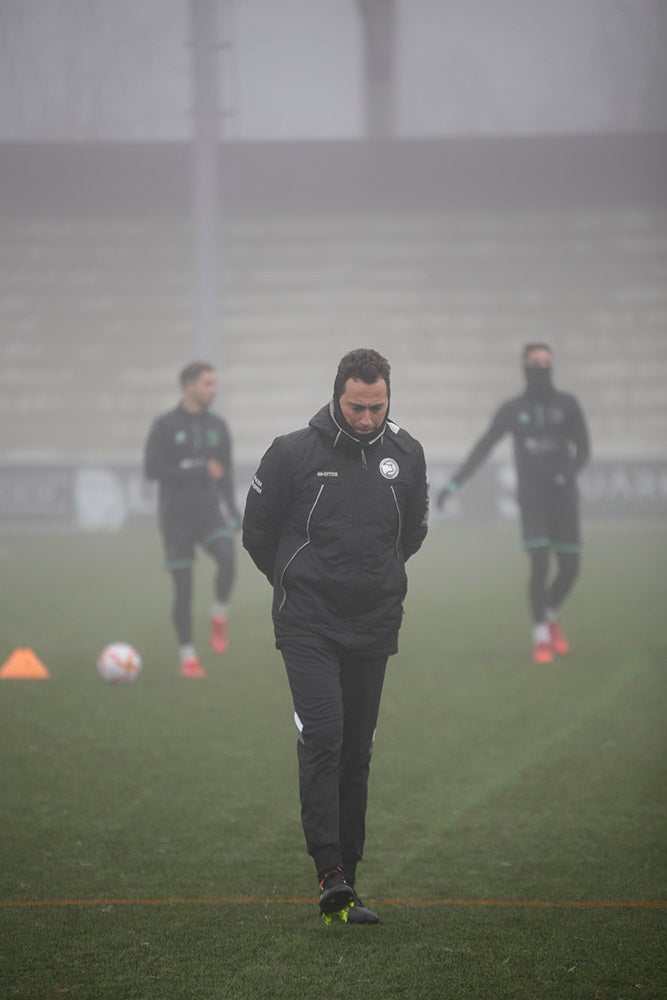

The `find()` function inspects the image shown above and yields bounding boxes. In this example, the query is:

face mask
[524,365,553,395]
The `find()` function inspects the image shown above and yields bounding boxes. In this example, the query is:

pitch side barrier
[0,461,665,530]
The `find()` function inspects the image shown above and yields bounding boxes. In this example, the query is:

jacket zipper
[390,485,402,557]
[279,485,324,611]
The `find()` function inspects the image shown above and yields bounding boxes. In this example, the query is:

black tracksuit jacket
[144,405,239,525]
[450,387,590,495]
[242,403,429,654]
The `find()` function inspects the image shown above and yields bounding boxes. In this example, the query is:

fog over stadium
[2,0,666,141]
[0,0,665,527]
[2,10,665,992]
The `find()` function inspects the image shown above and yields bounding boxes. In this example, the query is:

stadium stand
[0,135,665,469]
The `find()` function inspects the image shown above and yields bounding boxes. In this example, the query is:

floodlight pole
[191,0,221,364]
[358,0,396,138]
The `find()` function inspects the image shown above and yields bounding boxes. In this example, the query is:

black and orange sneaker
[318,866,355,924]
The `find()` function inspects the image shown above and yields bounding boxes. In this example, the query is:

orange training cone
[0,648,50,679]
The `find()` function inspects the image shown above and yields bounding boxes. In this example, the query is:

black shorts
[159,501,232,570]
[518,479,581,553]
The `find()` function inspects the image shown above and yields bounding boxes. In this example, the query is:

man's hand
[436,482,457,510]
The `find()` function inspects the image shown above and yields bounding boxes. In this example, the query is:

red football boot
[180,656,206,678]
[210,616,229,654]
[532,641,554,665]
[549,621,570,656]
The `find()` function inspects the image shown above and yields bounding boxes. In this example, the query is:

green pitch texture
[1,521,665,999]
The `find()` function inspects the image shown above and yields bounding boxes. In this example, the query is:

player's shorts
[159,501,233,570]
[518,479,581,553]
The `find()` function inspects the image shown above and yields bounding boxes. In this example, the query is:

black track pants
[281,639,388,878]
[168,537,235,646]
[207,535,235,603]
[528,547,580,622]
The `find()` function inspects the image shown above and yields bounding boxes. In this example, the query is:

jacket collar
[309,403,418,456]
[308,402,387,450]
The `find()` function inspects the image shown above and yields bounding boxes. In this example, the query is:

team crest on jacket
[379,457,399,480]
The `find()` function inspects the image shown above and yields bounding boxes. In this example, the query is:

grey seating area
[0,135,665,468]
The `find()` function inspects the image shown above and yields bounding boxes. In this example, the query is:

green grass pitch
[1,519,665,999]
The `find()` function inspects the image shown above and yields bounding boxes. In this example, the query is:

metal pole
[191,0,221,363]
[358,0,396,139]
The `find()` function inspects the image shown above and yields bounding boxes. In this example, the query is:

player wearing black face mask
[524,363,553,395]
[437,343,590,664]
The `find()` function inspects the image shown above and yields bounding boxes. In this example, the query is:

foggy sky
[0,0,665,141]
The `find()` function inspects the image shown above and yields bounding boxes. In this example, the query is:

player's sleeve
[569,397,591,474]
[242,438,289,583]
[216,420,242,525]
[143,418,168,481]
[449,402,511,491]
[402,442,429,560]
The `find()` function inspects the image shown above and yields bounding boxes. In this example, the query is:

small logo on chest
[379,457,399,480]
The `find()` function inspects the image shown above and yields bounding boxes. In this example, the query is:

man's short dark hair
[334,348,391,400]
[180,361,214,387]
[523,343,553,362]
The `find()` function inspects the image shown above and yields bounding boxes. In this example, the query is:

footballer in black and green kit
[144,362,241,677]
[437,343,590,664]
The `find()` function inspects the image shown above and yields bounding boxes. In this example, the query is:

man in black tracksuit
[144,362,240,677]
[243,348,429,924]
[437,343,590,664]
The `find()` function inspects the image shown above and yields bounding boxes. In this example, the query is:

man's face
[184,371,217,411]
[524,347,552,369]
[339,378,388,435]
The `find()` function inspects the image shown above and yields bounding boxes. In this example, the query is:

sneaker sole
[322,903,354,925]
[319,884,355,917]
